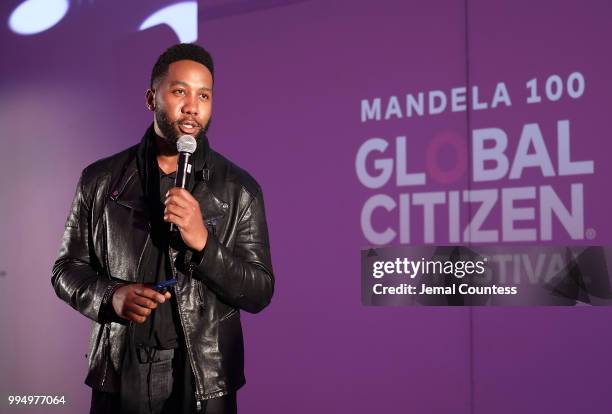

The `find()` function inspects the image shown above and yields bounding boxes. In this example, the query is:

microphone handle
[170,151,192,232]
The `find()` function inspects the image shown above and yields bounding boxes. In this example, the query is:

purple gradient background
[1,0,611,413]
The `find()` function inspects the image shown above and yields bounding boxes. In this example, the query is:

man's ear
[145,89,155,111]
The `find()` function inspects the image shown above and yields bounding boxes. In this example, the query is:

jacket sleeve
[51,170,123,323]
[188,188,275,314]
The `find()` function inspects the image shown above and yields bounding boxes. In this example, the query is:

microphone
[170,135,197,232]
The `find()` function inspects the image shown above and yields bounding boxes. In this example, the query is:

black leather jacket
[51,129,274,402]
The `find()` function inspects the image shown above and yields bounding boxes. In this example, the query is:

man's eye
[174,89,185,95]
[200,94,209,100]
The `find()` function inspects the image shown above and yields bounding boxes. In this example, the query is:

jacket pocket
[196,280,206,307]
[218,308,238,322]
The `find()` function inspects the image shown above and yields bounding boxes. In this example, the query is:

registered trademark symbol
[585,228,596,240]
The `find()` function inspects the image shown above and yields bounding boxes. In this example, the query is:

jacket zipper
[99,207,111,390]
[167,245,205,410]
[100,323,110,389]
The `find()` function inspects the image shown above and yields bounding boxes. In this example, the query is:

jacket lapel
[105,161,151,281]
[191,178,228,238]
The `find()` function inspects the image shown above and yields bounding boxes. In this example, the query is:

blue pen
[153,278,178,292]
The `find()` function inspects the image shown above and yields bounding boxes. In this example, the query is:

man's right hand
[111,284,172,323]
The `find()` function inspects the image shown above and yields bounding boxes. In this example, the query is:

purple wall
[1,0,611,412]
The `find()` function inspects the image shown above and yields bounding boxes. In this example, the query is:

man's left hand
[164,188,208,251]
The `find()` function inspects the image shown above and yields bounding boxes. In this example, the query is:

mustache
[176,118,202,127]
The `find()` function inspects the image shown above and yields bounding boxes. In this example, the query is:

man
[52,43,274,414]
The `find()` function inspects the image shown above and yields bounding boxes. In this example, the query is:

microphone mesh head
[177,135,197,154]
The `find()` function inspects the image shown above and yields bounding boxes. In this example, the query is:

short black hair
[150,43,214,88]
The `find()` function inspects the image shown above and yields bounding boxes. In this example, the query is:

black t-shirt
[133,169,180,349]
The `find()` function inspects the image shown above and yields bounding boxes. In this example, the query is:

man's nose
[181,94,199,115]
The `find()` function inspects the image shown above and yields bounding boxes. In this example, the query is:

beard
[154,107,211,147]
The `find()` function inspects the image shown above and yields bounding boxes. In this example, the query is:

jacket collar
[109,124,216,206]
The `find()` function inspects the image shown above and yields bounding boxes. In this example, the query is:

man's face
[147,59,213,146]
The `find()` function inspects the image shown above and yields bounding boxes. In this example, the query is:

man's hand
[112,284,171,324]
[163,187,208,251]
